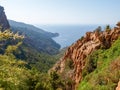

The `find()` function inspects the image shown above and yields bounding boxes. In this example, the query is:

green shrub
[78,38,120,90]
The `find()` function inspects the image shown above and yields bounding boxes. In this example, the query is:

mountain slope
[51,23,120,90]
[78,35,120,90]
[9,20,60,55]
[0,5,61,74]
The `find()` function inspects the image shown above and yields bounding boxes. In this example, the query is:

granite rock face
[51,23,120,90]
[0,6,10,30]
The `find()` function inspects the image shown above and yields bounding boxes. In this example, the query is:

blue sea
[37,25,104,48]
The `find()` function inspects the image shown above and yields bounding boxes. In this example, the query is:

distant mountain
[0,6,10,30]
[9,20,60,54]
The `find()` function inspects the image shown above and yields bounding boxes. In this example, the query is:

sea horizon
[36,24,107,48]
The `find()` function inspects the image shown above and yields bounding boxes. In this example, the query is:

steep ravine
[51,23,120,90]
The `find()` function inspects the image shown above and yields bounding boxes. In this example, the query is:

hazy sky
[0,0,120,25]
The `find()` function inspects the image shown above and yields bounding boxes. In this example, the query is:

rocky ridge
[51,23,120,90]
[0,6,10,30]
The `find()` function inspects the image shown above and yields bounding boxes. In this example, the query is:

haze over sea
[37,25,102,48]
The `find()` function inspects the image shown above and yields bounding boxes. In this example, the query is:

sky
[0,0,120,25]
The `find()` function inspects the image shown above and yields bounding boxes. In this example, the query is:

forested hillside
[0,28,66,90]
[9,20,60,55]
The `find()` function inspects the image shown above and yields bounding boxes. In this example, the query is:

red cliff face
[51,24,120,90]
[0,6,10,30]
[116,81,120,90]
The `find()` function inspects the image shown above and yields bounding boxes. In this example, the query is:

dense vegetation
[78,37,120,90]
[0,27,67,90]
[0,26,70,90]
[14,44,60,72]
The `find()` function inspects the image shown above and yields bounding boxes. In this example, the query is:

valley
[0,0,120,90]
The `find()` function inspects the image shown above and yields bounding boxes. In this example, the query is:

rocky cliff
[0,6,10,30]
[51,23,120,90]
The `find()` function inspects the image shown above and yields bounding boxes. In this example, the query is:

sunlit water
[37,25,104,48]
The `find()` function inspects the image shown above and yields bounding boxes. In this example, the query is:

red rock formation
[51,24,120,90]
[116,81,120,90]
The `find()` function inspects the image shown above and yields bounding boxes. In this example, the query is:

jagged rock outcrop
[51,23,120,90]
[116,81,120,90]
[0,6,10,30]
